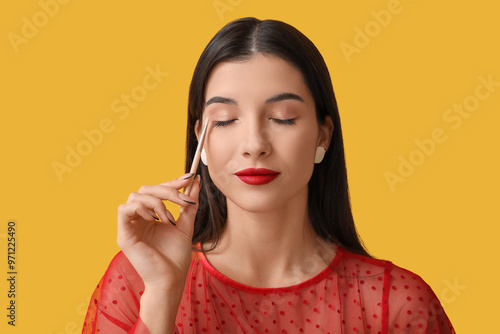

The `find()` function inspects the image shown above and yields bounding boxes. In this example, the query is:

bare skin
[117,53,336,333]
[197,54,336,288]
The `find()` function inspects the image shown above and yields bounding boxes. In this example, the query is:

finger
[121,194,171,227]
[184,178,196,197]
[178,175,202,224]
[117,202,155,237]
[119,202,162,223]
[147,208,176,226]
[191,175,202,202]
[146,209,160,221]
[164,209,177,226]
[158,172,197,189]
[134,193,180,226]
[134,185,197,208]
[117,202,161,250]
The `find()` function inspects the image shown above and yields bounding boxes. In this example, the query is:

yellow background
[1,0,498,332]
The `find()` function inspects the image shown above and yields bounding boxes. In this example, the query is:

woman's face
[198,53,332,213]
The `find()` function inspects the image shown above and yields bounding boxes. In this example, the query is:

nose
[240,119,272,160]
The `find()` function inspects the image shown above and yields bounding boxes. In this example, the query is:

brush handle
[180,120,209,213]
[184,149,202,196]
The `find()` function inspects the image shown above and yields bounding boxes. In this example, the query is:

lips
[235,168,280,185]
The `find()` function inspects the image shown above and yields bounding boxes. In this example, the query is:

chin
[226,191,289,213]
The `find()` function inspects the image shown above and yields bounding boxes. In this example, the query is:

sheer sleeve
[386,266,455,333]
[82,251,152,334]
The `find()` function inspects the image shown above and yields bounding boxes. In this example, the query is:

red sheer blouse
[82,244,455,333]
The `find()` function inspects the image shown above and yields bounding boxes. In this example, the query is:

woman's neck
[202,190,336,288]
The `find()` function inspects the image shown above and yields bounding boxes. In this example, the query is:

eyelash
[213,119,296,128]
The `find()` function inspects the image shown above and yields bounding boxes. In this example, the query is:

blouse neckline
[194,242,343,294]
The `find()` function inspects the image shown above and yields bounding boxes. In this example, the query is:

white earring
[201,148,207,165]
[314,146,326,164]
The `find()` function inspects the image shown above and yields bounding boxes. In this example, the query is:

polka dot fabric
[82,252,150,334]
[83,245,455,333]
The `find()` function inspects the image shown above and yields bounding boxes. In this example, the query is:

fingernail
[165,210,176,226]
[178,192,196,205]
[151,214,159,221]
[178,173,194,180]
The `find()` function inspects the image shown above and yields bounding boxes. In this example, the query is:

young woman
[82,17,455,334]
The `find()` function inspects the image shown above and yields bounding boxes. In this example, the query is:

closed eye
[212,118,295,128]
[213,120,236,128]
[272,118,295,125]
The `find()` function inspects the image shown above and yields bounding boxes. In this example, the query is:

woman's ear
[194,119,200,141]
[318,116,334,149]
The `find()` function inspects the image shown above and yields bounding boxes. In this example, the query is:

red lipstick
[235,168,280,185]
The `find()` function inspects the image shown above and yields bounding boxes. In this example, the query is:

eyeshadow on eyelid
[271,110,296,118]
[207,112,234,120]
[204,110,228,118]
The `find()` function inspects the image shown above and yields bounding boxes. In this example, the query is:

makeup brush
[185,118,209,196]
[178,119,209,216]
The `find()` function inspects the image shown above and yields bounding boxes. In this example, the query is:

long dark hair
[186,17,371,257]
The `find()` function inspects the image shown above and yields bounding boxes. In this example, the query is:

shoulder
[337,247,454,332]
[336,247,437,292]
[387,263,436,297]
[335,246,392,278]
[337,247,442,303]
[384,261,444,313]
[386,262,455,332]
[384,263,452,328]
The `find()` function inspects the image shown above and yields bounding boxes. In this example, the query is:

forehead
[204,54,311,102]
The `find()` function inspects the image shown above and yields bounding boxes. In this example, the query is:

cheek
[205,130,249,171]
[206,136,234,167]
[294,126,319,167]
[288,128,317,161]
[205,138,241,189]
[274,131,317,180]
[293,140,317,174]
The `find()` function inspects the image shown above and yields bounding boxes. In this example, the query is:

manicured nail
[178,192,196,205]
[165,210,176,226]
[178,173,194,180]
[151,214,159,221]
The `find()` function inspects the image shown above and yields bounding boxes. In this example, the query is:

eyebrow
[204,92,304,107]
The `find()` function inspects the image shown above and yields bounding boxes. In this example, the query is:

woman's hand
[117,173,202,292]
